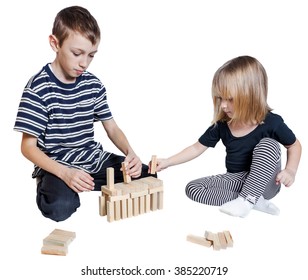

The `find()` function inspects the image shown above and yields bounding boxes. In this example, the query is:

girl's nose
[221,100,227,109]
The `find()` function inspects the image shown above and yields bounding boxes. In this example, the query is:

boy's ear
[49,35,59,52]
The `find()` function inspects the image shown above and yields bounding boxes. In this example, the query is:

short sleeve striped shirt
[14,64,113,176]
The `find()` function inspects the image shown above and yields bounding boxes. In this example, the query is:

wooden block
[140,176,163,187]
[218,232,227,249]
[41,228,76,256]
[50,229,76,240]
[127,198,133,218]
[139,196,145,214]
[186,235,212,247]
[102,186,121,195]
[99,195,107,216]
[108,193,130,202]
[130,189,148,198]
[128,180,148,193]
[114,183,131,195]
[150,155,157,174]
[41,244,68,256]
[122,162,131,183]
[43,234,70,247]
[107,167,114,189]
[206,232,221,250]
[157,191,164,210]
[145,194,151,213]
[115,200,121,221]
[121,199,127,219]
[107,201,115,222]
[151,192,158,211]
[133,197,139,216]
[148,185,164,194]
[102,186,121,196]
[223,231,233,247]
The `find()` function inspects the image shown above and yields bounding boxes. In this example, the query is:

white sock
[254,196,280,215]
[219,196,253,218]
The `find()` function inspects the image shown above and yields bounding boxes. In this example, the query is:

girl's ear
[49,35,59,52]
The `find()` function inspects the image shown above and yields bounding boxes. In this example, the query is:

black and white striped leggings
[185,138,281,206]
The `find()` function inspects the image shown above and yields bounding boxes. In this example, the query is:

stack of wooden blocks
[41,229,76,256]
[99,156,164,222]
[187,230,233,250]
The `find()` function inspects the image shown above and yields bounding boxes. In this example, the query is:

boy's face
[50,31,99,83]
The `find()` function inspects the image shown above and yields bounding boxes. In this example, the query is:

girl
[155,56,301,218]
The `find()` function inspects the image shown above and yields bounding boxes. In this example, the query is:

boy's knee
[37,194,80,222]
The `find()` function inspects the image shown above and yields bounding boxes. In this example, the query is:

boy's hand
[61,167,95,193]
[276,168,295,187]
[124,154,142,178]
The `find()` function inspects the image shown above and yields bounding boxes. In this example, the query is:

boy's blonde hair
[52,6,100,47]
[212,56,272,124]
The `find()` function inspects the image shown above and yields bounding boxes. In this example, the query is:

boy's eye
[73,52,81,56]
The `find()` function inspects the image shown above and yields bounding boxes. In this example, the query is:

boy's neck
[50,61,77,84]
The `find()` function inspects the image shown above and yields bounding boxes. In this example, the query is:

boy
[14,6,151,222]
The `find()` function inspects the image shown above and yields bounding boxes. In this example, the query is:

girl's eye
[73,52,81,57]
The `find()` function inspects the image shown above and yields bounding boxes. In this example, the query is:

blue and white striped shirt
[14,64,113,176]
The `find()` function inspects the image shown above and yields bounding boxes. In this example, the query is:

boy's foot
[219,197,253,218]
[254,196,280,215]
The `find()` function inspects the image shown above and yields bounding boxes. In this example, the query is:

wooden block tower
[99,159,163,222]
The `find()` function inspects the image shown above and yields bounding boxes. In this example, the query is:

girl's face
[220,97,234,118]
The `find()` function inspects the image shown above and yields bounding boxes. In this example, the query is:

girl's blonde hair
[212,56,272,124]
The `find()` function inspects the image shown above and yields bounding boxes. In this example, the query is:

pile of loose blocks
[99,156,164,222]
[41,229,76,256]
[187,230,233,250]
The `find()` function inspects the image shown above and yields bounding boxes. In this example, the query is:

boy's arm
[156,141,208,172]
[102,119,142,177]
[21,133,94,192]
[276,138,302,187]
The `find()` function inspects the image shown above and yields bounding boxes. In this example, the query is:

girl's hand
[276,168,296,187]
[149,158,169,172]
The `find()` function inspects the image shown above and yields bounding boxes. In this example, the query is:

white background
[1,0,307,279]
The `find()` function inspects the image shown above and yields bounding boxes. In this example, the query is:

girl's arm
[156,141,208,172]
[276,138,302,187]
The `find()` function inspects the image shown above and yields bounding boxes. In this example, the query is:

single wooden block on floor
[41,244,68,256]
[186,234,212,247]
[223,230,233,247]
[218,232,227,249]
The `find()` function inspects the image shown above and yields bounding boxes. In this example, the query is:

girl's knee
[256,138,280,152]
[254,138,281,160]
